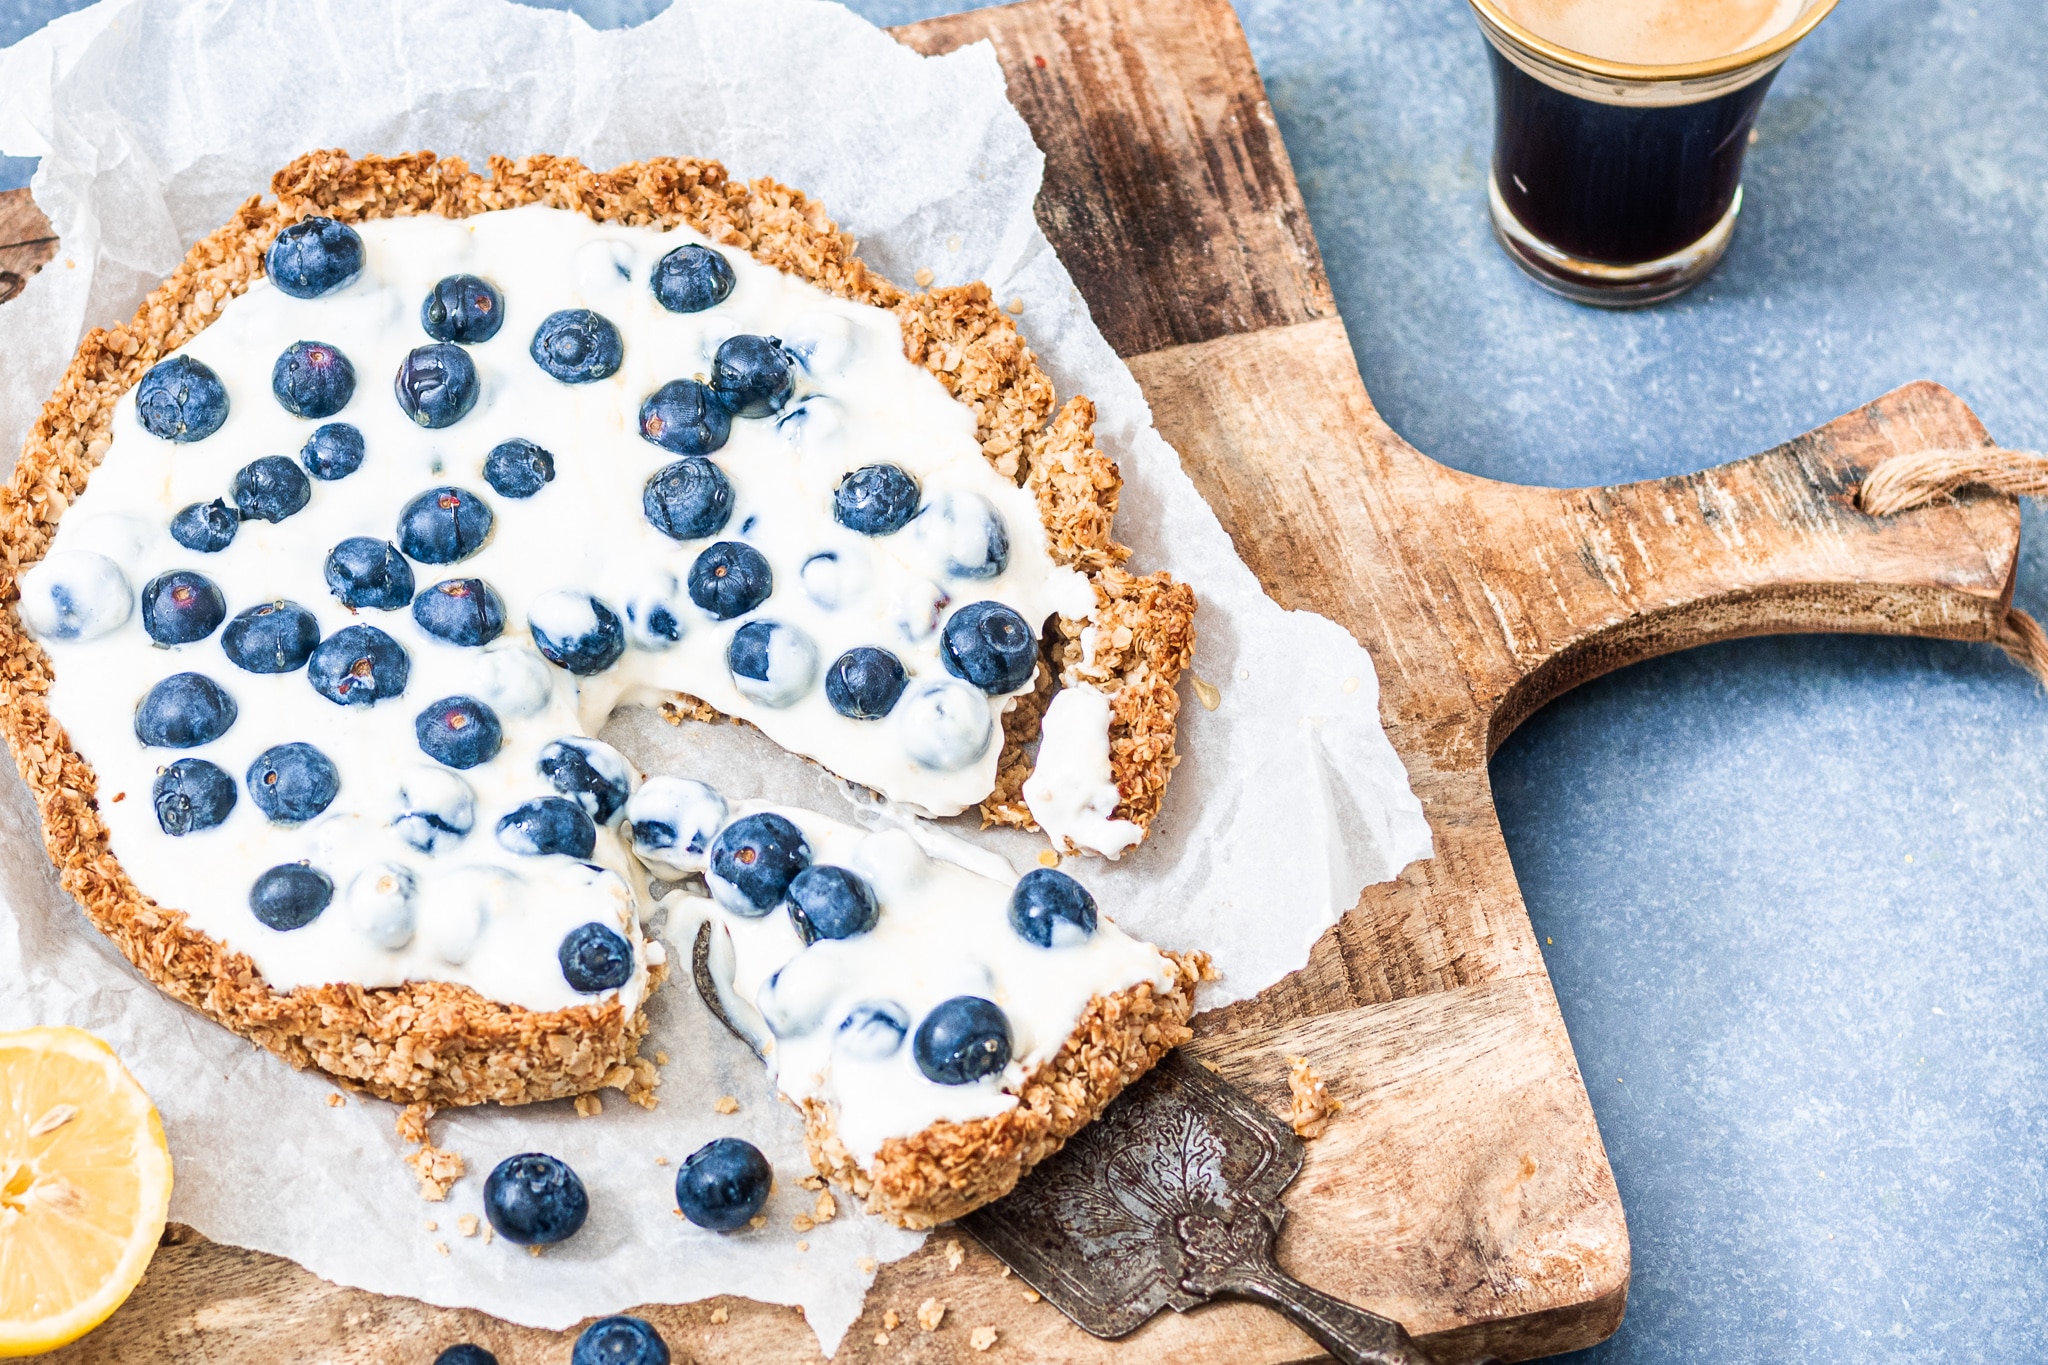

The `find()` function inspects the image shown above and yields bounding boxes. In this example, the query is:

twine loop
[1856,445,2048,686]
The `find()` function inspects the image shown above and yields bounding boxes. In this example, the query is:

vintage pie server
[961,1052,1487,1365]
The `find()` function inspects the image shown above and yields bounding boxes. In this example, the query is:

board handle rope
[1858,446,2048,685]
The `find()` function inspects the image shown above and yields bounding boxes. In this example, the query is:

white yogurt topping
[684,800,1177,1163]
[29,205,1102,1009]
[1023,684,1144,859]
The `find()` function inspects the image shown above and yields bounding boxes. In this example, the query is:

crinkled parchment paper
[0,0,1431,1349]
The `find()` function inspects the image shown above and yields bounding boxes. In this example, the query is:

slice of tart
[0,150,1197,1108]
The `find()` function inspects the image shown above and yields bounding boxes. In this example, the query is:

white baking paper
[0,0,1431,1350]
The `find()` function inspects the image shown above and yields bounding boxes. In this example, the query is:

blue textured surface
[5,1,2045,1360]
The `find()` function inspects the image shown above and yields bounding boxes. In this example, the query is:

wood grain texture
[5,0,2025,1360]
[0,186,59,305]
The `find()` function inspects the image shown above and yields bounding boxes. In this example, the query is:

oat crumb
[483,1225,494,1245]
[528,1245,544,1258]
[1006,295,1025,314]
[424,1220,438,1232]
[1286,1054,1341,1138]
[325,1092,345,1108]
[917,1298,947,1332]
[655,1156,669,1166]
[749,1215,768,1229]
[798,1174,825,1191]
[792,1214,816,1233]
[458,1215,479,1237]
[873,1333,889,1346]
[1021,1288,1041,1304]
[998,1264,1011,1279]
[709,1306,729,1325]
[944,1238,964,1271]
[857,1257,877,1274]
[946,234,963,253]
[1036,848,1061,868]
[574,1093,603,1117]
[655,1051,670,1065]
[1191,674,1221,710]
[813,1191,837,1224]
[883,1311,900,1331]
[714,1095,739,1114]
[971,1326,999,1351]
[796,1239,809,1252]
[433,1241,450,1256]
[915,267,935,287]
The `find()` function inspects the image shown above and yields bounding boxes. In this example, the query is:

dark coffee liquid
[1488,46,1777,265]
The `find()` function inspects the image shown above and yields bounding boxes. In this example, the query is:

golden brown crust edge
[801,951,1208,1229]
[0,149,1193,1107]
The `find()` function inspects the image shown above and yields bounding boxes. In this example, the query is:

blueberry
[797,550,867,613]
[394,344,480,428]
[266,216,364,298]
[832,464,920,536]
[301,422,366,481]
[558,921,633,993]
[140,571,226,645]
[151,757,237,836]
[527,591,625,674]
[709,335,793,418]
[673,1138,771,1233]
[482,439,555,499]
[642,458,734,540]
[307,624,409,706]
[421,274,505,344]
[220,600,320,673]
[638,380,731,456]
[394,766,476,854]
[572,1317,670,1365]
[483,1153,588,1246]
[624,777,727,875]
[823,646,906,720]
[538,737,633,824]
[940,601,1038,694]
[899,679,994,772]
[434,1347,499,1365]
[622,572,686,650]
[727,621,817,708]
[914,996,1013,1085]
[836,1001,910,1060]
[786,865,880,945]
[913,490,1010,580]
[1008,866,1099,947]
[134,672,237,748]
[413,578,506,647]
[271,340,355,419]
[415,696,503,769]
[324,537,415,610]
[249,863,331,930]
[397,486,494,564]
[170,499,239,553]
[686,542,772,620]
[530,309,623,383]
[651,243,735,314]
[246,742,340,824]
[135,356,228,442]
[496,797,596,858]
[706,812,810,917]
[233,455,313,523]
[345,862,417,949]
[18,551,131,641]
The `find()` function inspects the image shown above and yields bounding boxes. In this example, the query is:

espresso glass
[1468,0,1838,307]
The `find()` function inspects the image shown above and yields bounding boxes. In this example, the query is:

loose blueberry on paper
[707,812,811,916]
[572,1316,671,1365]
[134,673,238,749]
[673,1137,771,1232]
[151,758,236,836]
[914,995,1013,1085]
[266,217,364,299]
[324,538,415,611]
[246,742,340,824]
[248,863,332,931]
[483,1152,588,1245]
[135,356,229,443]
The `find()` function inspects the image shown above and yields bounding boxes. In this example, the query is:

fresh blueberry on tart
[686,541,772,621]
[727,620,818,708]
[832,463,920,536]
[650,242,734,314]
[639,379,732,457]
[571,1316,670,1365]
[558,922,633,993]
[914,996,1013,1085]
[496,797,596,858]
[220,601,321,674]
[481,438,555,499]
[912,489,1009,580]
[822,645,906,719]
[939,600,1038,694]
[323,537,415,611]
[622,777,726,874]
[232,455,313,524]
[134,672,237,748]
[709,335,793,418]
[537,737,634,825]
[397,486,494,564]
[300,422,366,481]
[414,696,504,770]
[706,812,810,917]
[412,578,507,648]
[420,274,505,345]
[271,340,355,419]
[135,355,228,442]
[529,309,623,384]
[393,766,476,853]
[306,624,410,706]
[151,757,237,836]
[1008,866,1099,948]
[394,343,480,429]
[265,216,364,299]
[246,742,340,824]
[248,863,332,931]
[642,457,734,541]
[836,1001,911,1060]
[140,570,226,646]
[527,591,626,675]
[786,865,880,945]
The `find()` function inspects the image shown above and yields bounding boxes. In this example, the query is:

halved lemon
[0,1027,172,1357]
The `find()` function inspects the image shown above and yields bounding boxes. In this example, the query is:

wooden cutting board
[0,0,2021,1359]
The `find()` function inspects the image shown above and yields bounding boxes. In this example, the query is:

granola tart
[0,150,1197,1133]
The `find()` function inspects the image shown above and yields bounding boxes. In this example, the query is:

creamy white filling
[685,800,1177,1164]
[31,205,1102,1009]
[1023,684,1143,858]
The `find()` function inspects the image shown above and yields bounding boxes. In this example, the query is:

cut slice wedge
[0,1027,172,1357]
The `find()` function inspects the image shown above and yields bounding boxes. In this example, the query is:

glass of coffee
[1469,0,1839,306]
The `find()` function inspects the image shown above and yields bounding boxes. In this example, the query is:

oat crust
[0,150,1194,1106]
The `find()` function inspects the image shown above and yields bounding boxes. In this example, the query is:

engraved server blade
[962,1053,1486,1365]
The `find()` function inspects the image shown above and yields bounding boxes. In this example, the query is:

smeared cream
[1023,684,1142,858]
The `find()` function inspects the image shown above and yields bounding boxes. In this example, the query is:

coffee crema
[1493,0,1808,65]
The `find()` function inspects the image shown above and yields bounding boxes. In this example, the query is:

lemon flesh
[0,1026,172,1357]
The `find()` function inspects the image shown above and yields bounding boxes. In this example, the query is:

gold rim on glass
[1465,0,1840,82]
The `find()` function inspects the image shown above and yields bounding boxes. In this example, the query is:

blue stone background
[4,0,2044,1359]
